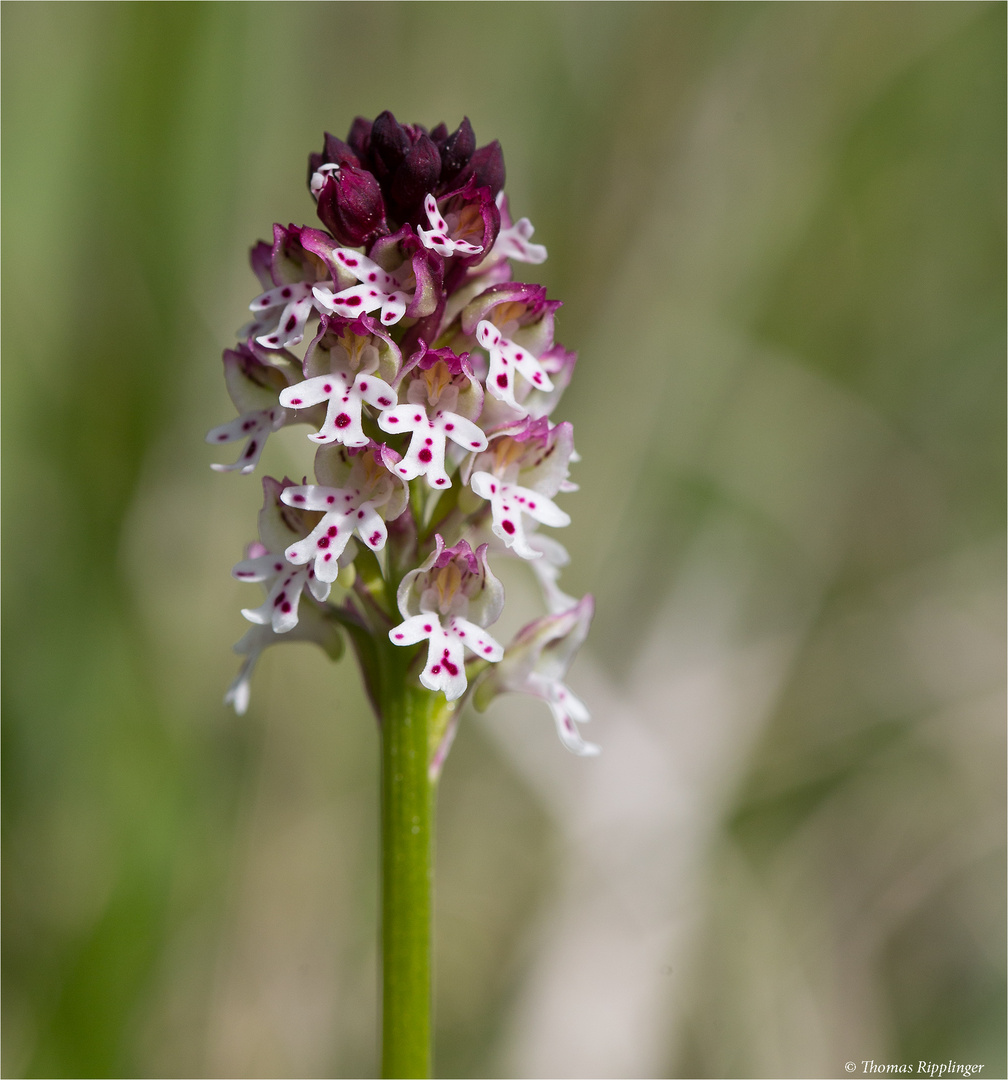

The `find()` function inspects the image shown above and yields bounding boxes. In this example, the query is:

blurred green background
[2,3,1004,1077]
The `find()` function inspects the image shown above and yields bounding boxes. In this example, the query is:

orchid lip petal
[475,319,554,410]
[418,193,485,257]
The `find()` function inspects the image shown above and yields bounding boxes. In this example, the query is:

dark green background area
[3,3,1004,1077]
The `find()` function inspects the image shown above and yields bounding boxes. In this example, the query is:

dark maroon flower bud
[315,164,388,247]
[370,110,411,181]
[435,117,476,186]
[346,116,372,159]
[389,134,442,218]
[456,140,505,199]
[429,122,449,143]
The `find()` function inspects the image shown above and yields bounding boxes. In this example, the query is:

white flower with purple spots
[280,443,408,582]
[279,317,400,447]
[466,418,574,558]
[206,342,303,474]
[389,537,505,701]
[231,478,334,633]
[312,247,413,327]
[474,320,554,412]
[248,280,317,350]
[233,543,330,634]
[207,407,286,475]
[468,473,569,559]
[417,193,484,258]
[378,351,487,489]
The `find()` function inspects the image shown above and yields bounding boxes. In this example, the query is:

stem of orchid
[380,650,440,1079]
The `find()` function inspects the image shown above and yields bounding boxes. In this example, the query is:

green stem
[379,651,448,1079]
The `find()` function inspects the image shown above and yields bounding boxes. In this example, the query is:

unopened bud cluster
[208,111,596,758]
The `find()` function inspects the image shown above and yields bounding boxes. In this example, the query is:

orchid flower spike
[209,111,594,756]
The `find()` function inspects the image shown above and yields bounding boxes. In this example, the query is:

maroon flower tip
[389,134,442,218]
[435,117,476,185]
[346,116,372,159]
[457,140,505,198]
[370,110,412,181]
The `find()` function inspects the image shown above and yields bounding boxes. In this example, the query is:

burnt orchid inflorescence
[208,111,595,762]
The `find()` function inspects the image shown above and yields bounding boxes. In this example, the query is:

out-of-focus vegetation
[3,3,1004,1077]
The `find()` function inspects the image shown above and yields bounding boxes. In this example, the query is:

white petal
[450,617,504,662]
[389,613,438,648]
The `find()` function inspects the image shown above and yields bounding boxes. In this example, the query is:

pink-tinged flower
[279,315,400,447]
[280,442,409,581]
[525,531,578,614]
[461,282,560,412]
[206,341,304,474]
[226,602,344,716]
[488,191,547,265]
[467,417,575,559]
[418,177,500,264]
[242,224,334,349]
[475,595,597,755]
[389,536,504,701]
[232,478,332,633]
[418,193,483,258]
[378,348,487,489]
